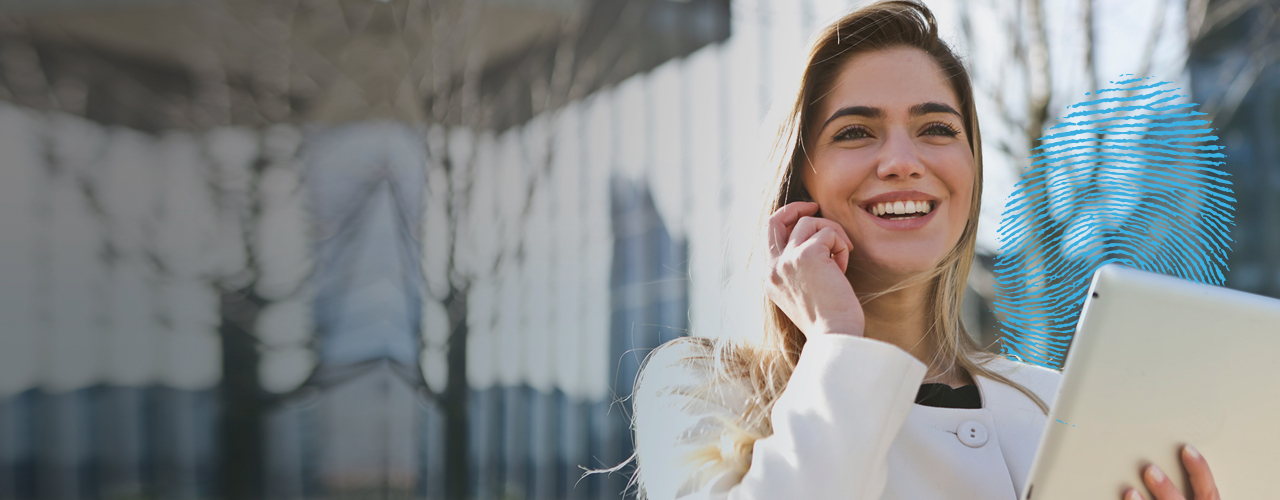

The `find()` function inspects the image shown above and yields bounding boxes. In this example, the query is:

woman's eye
[834,125,872,141]
[923,122,961,137]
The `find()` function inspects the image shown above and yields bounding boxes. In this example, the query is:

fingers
[831,231,851,274]
[789,218,853,272]
[1141,464,1185,500]
[766,202,854,275]
[767,202,819,257]
[787,216,854,255]
[1182,445,1220,500]
[795,227,851,273]
[1126,447,1218,500]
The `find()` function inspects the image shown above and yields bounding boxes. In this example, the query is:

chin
[856,248,945,280]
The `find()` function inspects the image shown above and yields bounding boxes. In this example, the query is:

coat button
[957,420,988,448]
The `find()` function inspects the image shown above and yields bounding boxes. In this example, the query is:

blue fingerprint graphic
[992,75,1235,369]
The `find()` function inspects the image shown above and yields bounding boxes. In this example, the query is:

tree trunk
[443,285,470,500]
[1025,0,1052,152]
[217,286,267,500]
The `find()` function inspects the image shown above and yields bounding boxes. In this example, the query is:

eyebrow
[909,102,963,119]
[820,101,963,131]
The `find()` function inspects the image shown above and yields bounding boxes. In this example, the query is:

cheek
[933,151,976,233]
[818,148,877,185]
[807,152,865,204]
[947,169,974,208]
[950,193,972,237]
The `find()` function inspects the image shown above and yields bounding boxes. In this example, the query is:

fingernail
[1147,464,1165,483]
[1185,444,1200,459]
[1126,489,1142,500]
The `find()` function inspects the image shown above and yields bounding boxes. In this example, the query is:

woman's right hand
[765,201,865,340]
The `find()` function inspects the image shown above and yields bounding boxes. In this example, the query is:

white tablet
[1021,263,1280,500]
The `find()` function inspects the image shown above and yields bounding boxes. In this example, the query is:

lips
[861,199,939,230]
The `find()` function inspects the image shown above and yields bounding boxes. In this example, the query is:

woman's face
[800,46,974,283]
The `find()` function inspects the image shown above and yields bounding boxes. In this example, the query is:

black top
[915,383,981,409]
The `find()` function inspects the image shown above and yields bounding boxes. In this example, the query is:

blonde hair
[630,0,1049,495]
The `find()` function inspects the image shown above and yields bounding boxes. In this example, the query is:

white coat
[633,334,1063,500]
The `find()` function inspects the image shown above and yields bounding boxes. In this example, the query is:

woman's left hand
[1124,445,1220,500]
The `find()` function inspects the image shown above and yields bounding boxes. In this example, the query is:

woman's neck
[853,271,971,388]
[859,283,932,362]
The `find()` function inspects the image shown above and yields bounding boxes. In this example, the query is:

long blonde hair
[632,0,1049,493]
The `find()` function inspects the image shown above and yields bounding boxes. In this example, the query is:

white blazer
[634,334,1062,500]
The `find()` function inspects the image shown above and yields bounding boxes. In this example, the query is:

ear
[796,185,823,218]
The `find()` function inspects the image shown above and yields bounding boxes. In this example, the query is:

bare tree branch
[1202,6,1280,126]
[1025,0,1051,151]
[1135,0,1170,81]
[1194,0,1259,41]
[1082,0,1098,93]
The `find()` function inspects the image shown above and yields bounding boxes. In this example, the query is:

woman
[630,2,1219,499]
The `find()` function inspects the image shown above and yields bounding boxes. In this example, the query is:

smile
[866,200,934,220]
[861,200,939,230]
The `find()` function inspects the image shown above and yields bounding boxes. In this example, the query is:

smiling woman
[628,2,1217,500]
[800,46,976,293]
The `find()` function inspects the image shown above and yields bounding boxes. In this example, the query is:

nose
[876,130,925,180]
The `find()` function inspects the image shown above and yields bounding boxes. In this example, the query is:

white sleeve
[634,334,927,500]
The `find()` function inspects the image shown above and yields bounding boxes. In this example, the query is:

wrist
[809,321,865,338]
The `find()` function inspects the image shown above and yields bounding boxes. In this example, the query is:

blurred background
[0,0,1274,499]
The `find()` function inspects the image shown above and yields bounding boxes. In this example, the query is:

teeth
[867,200,933,217]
